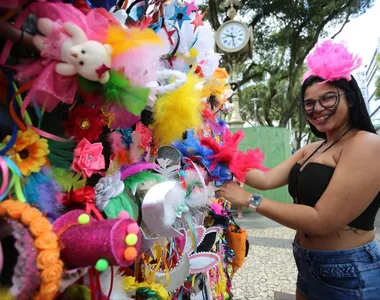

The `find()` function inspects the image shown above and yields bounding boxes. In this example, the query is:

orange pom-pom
[124,247,137,261]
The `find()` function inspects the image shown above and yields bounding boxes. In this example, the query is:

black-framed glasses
[303,91,346,112]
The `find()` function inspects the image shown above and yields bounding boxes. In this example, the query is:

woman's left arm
[219,133,380,236]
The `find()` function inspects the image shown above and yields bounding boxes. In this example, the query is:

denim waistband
[293,239,380,264]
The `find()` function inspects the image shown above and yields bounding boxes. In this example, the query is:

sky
[332,0,380,67]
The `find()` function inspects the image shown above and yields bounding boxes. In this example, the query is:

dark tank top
[288,138,380,231]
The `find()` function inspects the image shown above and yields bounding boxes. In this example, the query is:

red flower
[61,186,96,208]
[63,105,105,142]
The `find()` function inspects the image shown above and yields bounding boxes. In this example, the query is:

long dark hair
[300,75,377,139]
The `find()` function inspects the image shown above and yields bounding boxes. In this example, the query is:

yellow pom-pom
[78,214,90,225]
[125,233,138,246]
[152,72,203,145]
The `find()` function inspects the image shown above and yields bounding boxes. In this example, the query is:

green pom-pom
[95,259,109,272]
[78,213,90,225]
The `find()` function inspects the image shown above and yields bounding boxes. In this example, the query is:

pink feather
[112,43,168,88]
[302,40,362,83]
[120,162,159,180]
[108,131,124,154]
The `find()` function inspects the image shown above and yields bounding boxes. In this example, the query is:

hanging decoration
[0,1,268,299]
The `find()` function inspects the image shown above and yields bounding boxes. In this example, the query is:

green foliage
[375,54,380,99]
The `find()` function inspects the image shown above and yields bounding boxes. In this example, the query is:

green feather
[77,76,102,93]
[51,167,86,192]
[104,192,139,220]
[47,140,76,169]
[123,171,162,193]
[104,71,150,115]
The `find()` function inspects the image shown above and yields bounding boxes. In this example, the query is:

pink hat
[53,210,141,268]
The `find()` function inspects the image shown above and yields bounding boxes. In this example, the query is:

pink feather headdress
[302,40,362,83]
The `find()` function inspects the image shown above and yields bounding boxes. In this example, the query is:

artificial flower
[2,129,50,176]
[30,216,53,237]
[95,171,125,210]
[34,231,59,250]
[37,249,60,269]
[63,104,105,142]
[71,138,105,178]
[41,260,64,283]
[21,206,43,225]
[5,200,27,219]
[61,185,96,208]
[303,39,362,83]
[135,122,152,149]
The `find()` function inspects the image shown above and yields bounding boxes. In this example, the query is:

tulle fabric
[15,2,112,112]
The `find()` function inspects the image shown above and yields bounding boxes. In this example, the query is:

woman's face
[303,82,350,133]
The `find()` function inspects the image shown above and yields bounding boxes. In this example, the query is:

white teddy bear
[33,18,113,84]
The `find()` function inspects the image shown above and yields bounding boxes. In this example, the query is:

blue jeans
[293,239,380,299]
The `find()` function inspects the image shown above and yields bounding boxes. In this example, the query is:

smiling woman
[217,40,380,300]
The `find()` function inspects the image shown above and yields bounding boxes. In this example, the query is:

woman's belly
[295,227,376,250]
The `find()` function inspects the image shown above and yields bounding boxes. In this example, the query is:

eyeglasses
[303,92,346,112]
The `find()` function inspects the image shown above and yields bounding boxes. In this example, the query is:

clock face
[218,22,248,51]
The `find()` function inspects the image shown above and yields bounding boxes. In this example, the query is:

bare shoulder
[301,140,325,154]
[343,131,380,165]
[348,131,380,151]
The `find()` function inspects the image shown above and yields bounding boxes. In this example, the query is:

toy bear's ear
[63,22,87,44]
[104,44,113,56]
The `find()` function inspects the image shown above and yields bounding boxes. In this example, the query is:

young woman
[217,40,380,300]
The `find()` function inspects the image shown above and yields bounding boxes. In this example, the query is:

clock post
[228,57,245,128]
[215,0,253,128]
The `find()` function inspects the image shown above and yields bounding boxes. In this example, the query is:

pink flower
[71,138,105,178]
[302,40,362,83]
[135,122,152,149]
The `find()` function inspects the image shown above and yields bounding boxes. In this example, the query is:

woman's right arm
[244,145,308,191]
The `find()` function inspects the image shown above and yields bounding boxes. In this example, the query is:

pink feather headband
[302,39,362,83]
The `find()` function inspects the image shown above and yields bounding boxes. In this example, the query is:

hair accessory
[0,200,63,300]
[302,39,362,83]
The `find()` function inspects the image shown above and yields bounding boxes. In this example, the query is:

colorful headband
[302,39,362,83]
[0,200,63,300]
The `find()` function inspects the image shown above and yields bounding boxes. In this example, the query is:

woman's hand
[216,181,252,207]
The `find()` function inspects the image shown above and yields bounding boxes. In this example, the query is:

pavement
[229,209,380,300]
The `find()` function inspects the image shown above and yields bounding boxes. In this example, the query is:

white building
[366,38,380,132]
[355,70,368,106]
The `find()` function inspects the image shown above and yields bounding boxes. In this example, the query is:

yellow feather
[152,73,203,145]
[106,25,163,57]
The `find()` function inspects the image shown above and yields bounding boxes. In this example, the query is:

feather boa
[152,73,203,144]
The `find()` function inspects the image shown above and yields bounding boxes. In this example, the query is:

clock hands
[227,33,236,46]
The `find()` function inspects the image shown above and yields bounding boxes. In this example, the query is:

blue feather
[24,168,60,215]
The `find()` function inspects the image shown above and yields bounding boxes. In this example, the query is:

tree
[206,0,374,133]
[375,54,380,99]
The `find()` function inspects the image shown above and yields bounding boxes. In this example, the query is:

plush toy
[33,18,113,84]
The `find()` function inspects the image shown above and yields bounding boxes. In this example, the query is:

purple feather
[120,162,159,180]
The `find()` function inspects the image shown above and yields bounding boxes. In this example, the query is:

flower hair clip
[302,39,362,83]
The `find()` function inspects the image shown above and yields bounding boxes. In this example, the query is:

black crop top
[288,129,380,231]
[288,160,380,231]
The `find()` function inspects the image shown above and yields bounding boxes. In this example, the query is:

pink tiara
[302,40,362,83]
